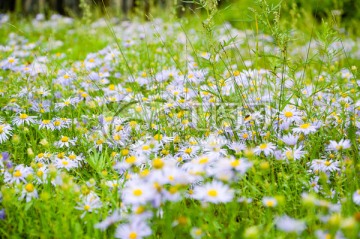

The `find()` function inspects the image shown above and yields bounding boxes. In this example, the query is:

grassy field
[0,0,360,238]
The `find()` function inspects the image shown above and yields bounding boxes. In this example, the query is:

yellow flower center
[265,200,275,207]
[62,160,69,166]
[259,144,267,150]
[113,134,121,141]
[54,121,61,126]
[42,120,51,124]
[0,125,4,134]
[125,156,136,164]
[207,189,218,197]
[121,149,129,156]
[61,136,69,142]
[142,145,150,151]
[285,151,293,160]
[300,123,310,129]
[19,113,28,119]
[129,232,137,239]
[25,183,34,193]
[37,170,44,177]
[169,186,178,194]
[199,157,209,164]
[284,111,293,118]
[133,189,143,197]
[154,134,163,141]
[69,154,76,160]
[184,148,192,154]
[230,160,240,167]
[84,205,90,211]
[153,158,164,169]
[13,170,22,177]
[324,161,331,166]
[57,152,65,159]
[135,206,145,214]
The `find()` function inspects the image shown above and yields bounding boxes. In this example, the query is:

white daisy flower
[54,158,78,170]
[190,227,205,239]
[38,119,55,130]
[282,146,306,161]
[281,134,299,146]
[280,106,302,123]
[4,164,33,184]
[292,123,317,135]
[352,189,360,205]
[254,142,276,156]
[115,219,152,239]
[275,215,306,234]
[121,180,157,205]
[76,193,102,217]
[54,136,77,148]
[327,139,351,151]
[0,123,13,143]
[95,210,122,231]
[192,181,234,204]
[262,197,277,207]
[19,183,38,202]
[12,113,37,126]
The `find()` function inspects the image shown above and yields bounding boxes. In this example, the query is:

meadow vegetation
[0,0,359,238]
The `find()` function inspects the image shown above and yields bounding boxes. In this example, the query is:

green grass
[0,1,359,238]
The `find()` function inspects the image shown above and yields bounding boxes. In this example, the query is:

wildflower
[54,136,77,148]
[232,157,253,173]
[280,106,302,123]
[327,139,351,151]
[190,227,205,239]
[353,190,360,205]
[0,209,5,220]
[192,181,234,203]
[20,183,39,202]
[55,97,79,110]
[0,123,12,143]
[309,177,321,193]
[38,119,55,130]
[4,164,33,184]
[201,134,228,156]
[12,113,37,126]
[95,210,122,231]
[75,193,102,218]
[35,165,49,183]
[67,152,85,165]
[262,197,277,208]
[254,142,276,156]
[315,230,345,239]
[293,123,317,135]
[121,180,157,205]
[115,219,152,239]
[281,134,299,146]
[1,56,18,70]
[282,146,306,161]
[176,145,200,160]
[52,118,70,130]
[54,158,78,170]
[34,152,52,164]
[228,142,246,154]
[275,215,306,234]
[308,159,325,172]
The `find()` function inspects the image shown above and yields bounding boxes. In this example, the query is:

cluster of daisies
[1,13,360,238]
